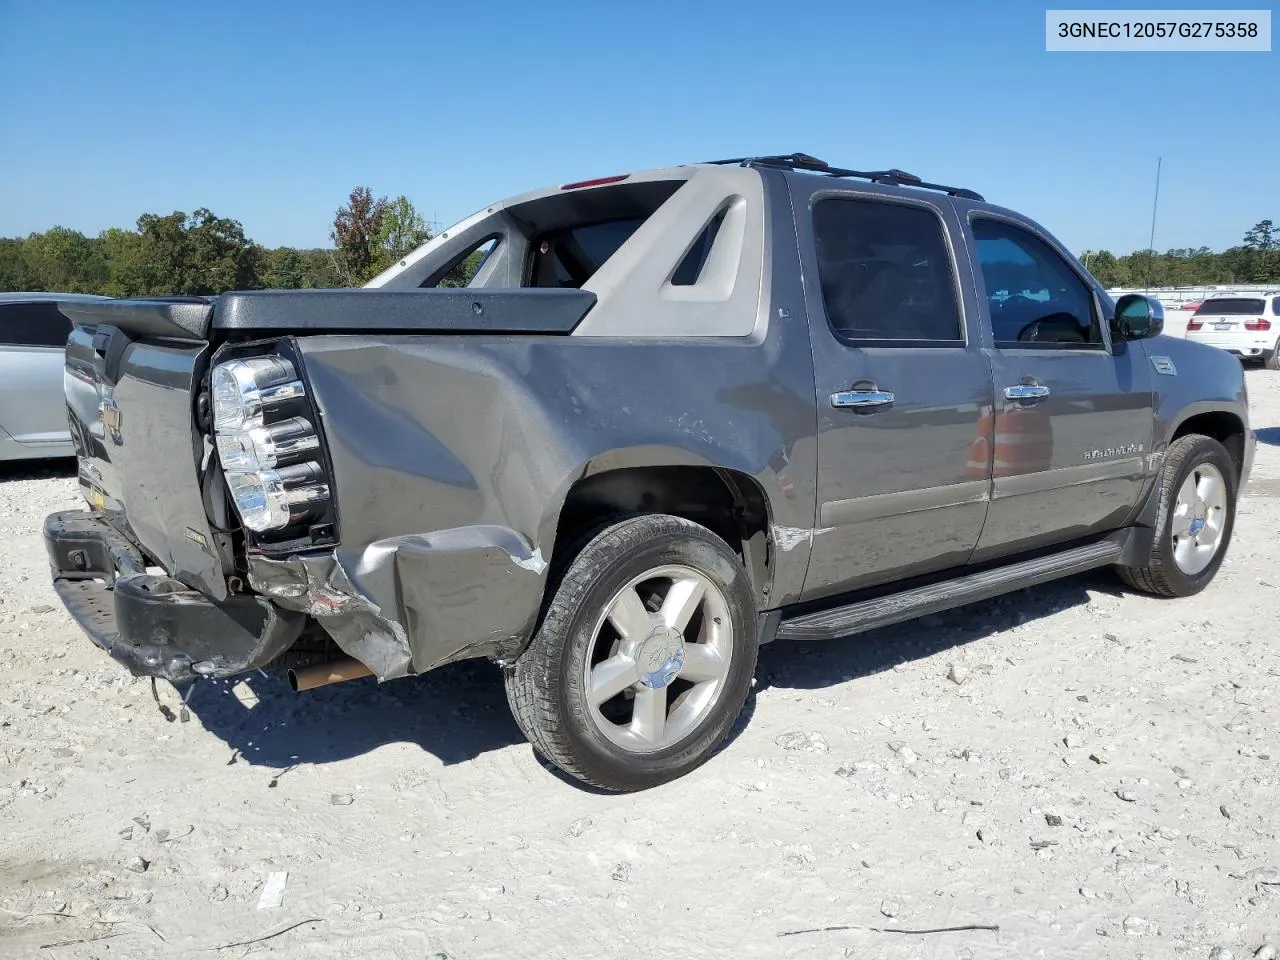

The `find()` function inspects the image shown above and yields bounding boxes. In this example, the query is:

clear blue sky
[1,0,1275,255]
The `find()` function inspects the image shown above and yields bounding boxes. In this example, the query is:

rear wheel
[1265,339,1280,370]
[1117,434,1237,597]
[504,514,758,792]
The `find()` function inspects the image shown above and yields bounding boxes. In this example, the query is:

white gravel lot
[2,316,1278,959]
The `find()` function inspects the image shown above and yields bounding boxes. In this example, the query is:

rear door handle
[831,387,895,409]
[1004,383,1050,401]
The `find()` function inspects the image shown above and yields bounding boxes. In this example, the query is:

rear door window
[1194,298,1266,315]
[811,197,962,343]
[0,301,74,348]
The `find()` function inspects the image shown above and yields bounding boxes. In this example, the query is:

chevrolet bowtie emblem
[98,398,123,443]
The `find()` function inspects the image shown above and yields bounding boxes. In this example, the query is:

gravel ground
[2,325,1278,959]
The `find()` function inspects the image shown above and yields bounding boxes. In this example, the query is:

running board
[776,539,1122,642]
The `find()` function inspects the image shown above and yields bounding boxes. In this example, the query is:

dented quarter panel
[276,313,819,677]
[232,171,822,681]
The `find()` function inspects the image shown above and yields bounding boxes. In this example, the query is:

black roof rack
[703,152,984,202]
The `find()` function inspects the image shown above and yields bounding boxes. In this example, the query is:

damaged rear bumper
[245,525,548,681]
[43,511,305,685]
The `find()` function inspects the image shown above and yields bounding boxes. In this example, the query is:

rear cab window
[529,219,648,288]
[811,196,963,344]
[390,178,696,293]
[521,180,686,290]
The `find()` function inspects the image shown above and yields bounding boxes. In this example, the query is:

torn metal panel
[246,524,549,680]
[247,551,411,681]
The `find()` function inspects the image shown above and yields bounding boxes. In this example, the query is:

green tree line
[1081,219,1278,288]
[2,193,1276,297]
[0,187,451,297]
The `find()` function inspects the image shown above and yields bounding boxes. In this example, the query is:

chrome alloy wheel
[582,564,734,753]
[1171,462,1229,575]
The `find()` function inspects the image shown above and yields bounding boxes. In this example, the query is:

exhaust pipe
[288,658,374,692]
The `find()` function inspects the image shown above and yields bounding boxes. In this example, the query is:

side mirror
[1112,294,1165,341]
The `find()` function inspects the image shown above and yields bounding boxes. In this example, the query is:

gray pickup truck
[46,153,1254,791]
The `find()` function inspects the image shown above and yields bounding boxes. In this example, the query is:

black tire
[504,514,758,792]
[1116,434,1237,597]
[1265,342,1280,371]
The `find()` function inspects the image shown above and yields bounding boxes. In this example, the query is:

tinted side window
[1273,297,1280,314]
[812,198,962,343]
[0,301,74,348]
[671,209,727,286]
[971,219,1100,347]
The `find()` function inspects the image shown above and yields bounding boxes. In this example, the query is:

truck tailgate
[62,299,227,600]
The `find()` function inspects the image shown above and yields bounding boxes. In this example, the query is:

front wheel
[1117,434,1237,597]
[504,514,758,792]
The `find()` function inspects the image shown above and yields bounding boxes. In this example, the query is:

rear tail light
[216,416,320,471]
[1186,320,1203,331]
[225,463,328,533]
[1245,318,1271,331]
[211,354,331,534]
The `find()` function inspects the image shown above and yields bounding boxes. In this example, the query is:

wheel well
[552,466,773,600]
[1172,411,1246,478]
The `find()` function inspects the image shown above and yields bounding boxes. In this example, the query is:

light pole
[1146,157,1162,292]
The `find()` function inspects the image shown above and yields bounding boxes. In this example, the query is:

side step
[776,539,1123,642]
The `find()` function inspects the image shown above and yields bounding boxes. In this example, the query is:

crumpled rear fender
[262,300,816,679]
[246,525,547,679]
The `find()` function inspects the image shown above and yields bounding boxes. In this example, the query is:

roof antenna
[1145,156,1162,293]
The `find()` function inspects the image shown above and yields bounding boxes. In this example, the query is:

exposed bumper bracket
[45,511,305,685]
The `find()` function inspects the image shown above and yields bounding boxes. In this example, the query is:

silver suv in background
[0,292,109,461]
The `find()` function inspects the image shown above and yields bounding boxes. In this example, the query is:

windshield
[1194,298,1266,315]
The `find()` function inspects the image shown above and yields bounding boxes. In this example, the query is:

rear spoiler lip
[56,288,596,340]
[212,288,596,336]
[59,297,213,340]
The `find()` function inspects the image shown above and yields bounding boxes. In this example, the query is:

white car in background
[1185,293,1280,369]
[0,292,109,461]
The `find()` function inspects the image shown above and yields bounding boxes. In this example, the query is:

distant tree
[1242,219,1278,282]
[263,247,307,289]
[0,238,33,290]
[131,212,190,293]
[1082,249,1125,287]
[259,247,344,289]
[301,249,344,288]
[185,208,263,293]
[100,227,147,297]
[20,227,107,292]
[376,195,431,273]
[122,209,262,296]
[332,186,388,285]
[1243,219,1276,251]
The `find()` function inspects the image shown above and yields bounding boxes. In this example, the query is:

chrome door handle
[1004,384,1050,401]
[831,388,895,409]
